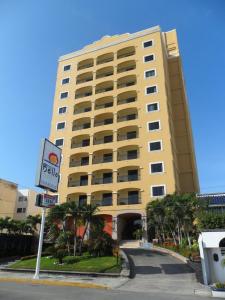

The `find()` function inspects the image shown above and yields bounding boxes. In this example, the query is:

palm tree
[26,215,41,233]
[66,201,81,256]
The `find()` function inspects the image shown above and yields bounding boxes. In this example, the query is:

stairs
[119,240,140,249]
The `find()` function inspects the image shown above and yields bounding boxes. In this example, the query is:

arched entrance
[117,213,142,241]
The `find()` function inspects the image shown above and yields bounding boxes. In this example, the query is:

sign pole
[33,207,46,279]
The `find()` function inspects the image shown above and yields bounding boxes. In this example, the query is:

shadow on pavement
[161,263,194,274]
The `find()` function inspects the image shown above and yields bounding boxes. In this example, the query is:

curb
[0,267,120,278]
[153,246,189,263]
[0,277,108,289]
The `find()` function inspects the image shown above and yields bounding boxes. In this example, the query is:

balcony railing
[69,160,89,167]
[74,107,91,114]
[75,92,92,99]
[117,97,136,105]
[117,175,139,182]
[68,180,88,187]
[117,198,141,205]
[93,137,113,145]
[92,157,113,164]
[117,52,135,59]
[78,63,93,71]
[97,57,113,65]
[71,141,90,148]
[96,72,113,79]
[94,119,113,127]
[117,66,135,73]
[95,102,113,110]
[117,153,138,161]
[117,81,136,89]
[92,177,113,185]
[117,133,138,141]
[117,114,137,122]
[72,123,91,131]
[76,78,93,84]
[96,87,113,94]
[93,199,113,206]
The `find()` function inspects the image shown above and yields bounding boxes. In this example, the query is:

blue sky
[0,0,224,193]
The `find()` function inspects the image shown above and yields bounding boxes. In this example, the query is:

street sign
[35,138,62,192]
[35,194,58,208]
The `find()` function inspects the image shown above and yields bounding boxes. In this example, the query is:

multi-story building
[15,189,41,220]
[0,178,18,219]
[49,26,199,241]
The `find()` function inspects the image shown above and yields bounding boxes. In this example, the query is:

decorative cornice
[59,26,161,62]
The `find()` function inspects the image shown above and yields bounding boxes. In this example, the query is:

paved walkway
[118,248,209,297]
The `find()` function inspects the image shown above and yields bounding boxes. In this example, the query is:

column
[88,173,92,185]
[112,191,117,206]
[113,170,117,185]
[113,130,117,143]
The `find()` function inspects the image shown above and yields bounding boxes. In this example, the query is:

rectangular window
[147,102,159,112]
[151,185,166,197]
[150,162,164,174]
[63,65,71,71]
[62,78,70,85]
[143,40,153,48]
[58,107,67,114]
[80,175,88,186]
[55,138,64,147]
[146,86,157,94]
[127,131,137,139]
[17,208,22,213]
[127,149,137,159]
[126,114,136,120]
[79,195,87,206]
[128,191,139,204]
[104,135,113,143]
[22,208,26,213]
[81,157,89,166]
[145,69,156,78]
[82,139,90,147]
[102,193,112,206]
[103,173,112,184]
[149,141,162,151]
[60,92,68,99]
[144,54,154,62]
[57,122,65,130]
[148,121,160,131]
[128,169,138,181]
[103,153,113,162]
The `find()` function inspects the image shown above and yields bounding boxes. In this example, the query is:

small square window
[62,78,70,85]
[144,54,154,62]
[59,107,67,114]
[57,122,65,130]
[146,86,157,94]
[152,185,165,197]
[17,208,22,213]
[148,121,160,131]
[60,92,68,99]
[145,69,156,78]
[150,162,163,173]
[149,141,162,151]
[55,139,64,147]
[147,103,159,112]
[143,40,153,48]
[63,65,71,71]
[22,208,26,213]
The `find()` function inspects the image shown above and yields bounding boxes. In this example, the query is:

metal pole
[33,207,46,279]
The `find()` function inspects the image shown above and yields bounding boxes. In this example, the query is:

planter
[212,287,225,298]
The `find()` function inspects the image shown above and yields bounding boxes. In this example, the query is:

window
[145,69,156,78]
[126,114,136,120]
[17,208,22,213]
[63,65,71,71]
[144,54,154,62]
[149,141,162,151]
[57,122,65,130]
[128,169,138,181]
[148,121,160,131]
[146,85,157,94]
[102,193,112,206]
[147,102,159,112]
[128,191,139,204]
[79,195,87,206]
[127,149,137,159]
[62,78,70,85]
[58,107,67,114]
[81,157,89,166]
[103,172,112,184]
[151,185,166,197]
[150,162,164,174]
[103,153,113,162]
[143,40,153,48]
[55,138,64,147]
[82,139,90,147]
[127,131,137,139]
[104,135,113,143]
[22,208,26,213]
[18,196,23,202]
[60,92,68,99]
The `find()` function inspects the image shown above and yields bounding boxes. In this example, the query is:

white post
[33,207,46,279]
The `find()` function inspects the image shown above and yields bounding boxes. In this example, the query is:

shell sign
[35,139,62,192]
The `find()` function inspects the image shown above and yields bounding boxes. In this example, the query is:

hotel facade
[49,26,199,241]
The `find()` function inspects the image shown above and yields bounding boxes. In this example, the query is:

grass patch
[10,255,121,273]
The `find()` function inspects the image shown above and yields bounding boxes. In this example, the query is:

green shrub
[54,249,67,264]
[21,254,37,261]
[87,232,114,257]
[215,282,225,289]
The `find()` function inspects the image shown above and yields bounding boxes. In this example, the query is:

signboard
[35,194,58,208]
[35,138,62,192]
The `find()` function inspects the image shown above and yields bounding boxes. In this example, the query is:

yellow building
[49,26,199,241]
[0,178,18,219]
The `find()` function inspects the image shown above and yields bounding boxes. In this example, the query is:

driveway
[118,248,207,297]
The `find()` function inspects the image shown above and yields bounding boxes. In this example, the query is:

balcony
[91,191,113,207]
[94,113,113,127]
[117,91,137,105]
[117,60,136,74]
[117,46,135,59]
[117,126,139,141]
[77,58,94,71]
[69,153,89,167]
[117,108,138,123]
[117,146,139,161]
[117,188,141,205]
[75,86,92,99]
[93,130,113,145]
[92,170,113,185]
[71,135,90,149]
[76,72,93,84]
[96,66,114,79]
[74,101,92,115]
[92,149,113,164]
[117,75,136,89]
[67,193,87,206]
[96,53,114,65]
[95,96,114,110]
[68,173,88,187]
[72,117,91,131]
[95,81,113,94]
[117,167,140,182]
